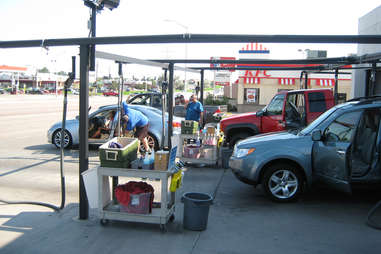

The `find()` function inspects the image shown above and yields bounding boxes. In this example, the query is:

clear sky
[1,0,380,80]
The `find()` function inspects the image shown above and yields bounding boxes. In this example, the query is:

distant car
[27,88,44,94]
[0,88,5,94]
[103,91,118,96]
[47,104,183,150]
[229,97,381,202]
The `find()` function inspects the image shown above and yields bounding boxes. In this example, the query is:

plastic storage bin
[120,192,152,214]
[115,181,154,214]
[181,120,199,134]
[99,137,139,168]
[183,145,201,158]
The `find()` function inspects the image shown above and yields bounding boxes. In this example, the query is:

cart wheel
[160,224,167,233]
[100,219,109,226]
[169,214,175,222]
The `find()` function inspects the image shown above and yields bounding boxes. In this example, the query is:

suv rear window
[308,92,327,113]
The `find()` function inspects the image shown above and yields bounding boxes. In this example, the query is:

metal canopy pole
[161,69,168,149]
[200,69,204,105]
[304,72,309,89]
[79,44,90,220]
[334,68,339,104]
[168,63,174,150]
[117,62,123,137]
[89,5,96,71]
[370,62,377,96]
[3,34,381,49]
[299,71,305,89]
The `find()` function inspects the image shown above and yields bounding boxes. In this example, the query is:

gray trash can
[181,192,213,231]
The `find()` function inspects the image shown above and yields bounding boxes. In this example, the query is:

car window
[152,95,162,107]
[323,111,362,143]
[266,94,285,115]
[308,92,327,113]
[130,94,151,106]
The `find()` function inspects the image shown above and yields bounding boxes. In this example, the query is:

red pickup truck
[220,88,335,147]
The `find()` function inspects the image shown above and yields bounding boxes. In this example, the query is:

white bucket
[81,167,110,209]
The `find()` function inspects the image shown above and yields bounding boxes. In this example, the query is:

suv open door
[311,110,362,194]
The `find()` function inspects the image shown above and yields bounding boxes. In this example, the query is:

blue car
[47,104,183,150]
[230,97,381,202]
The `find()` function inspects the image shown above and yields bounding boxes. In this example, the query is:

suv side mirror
[311,130,322,141]
[256,110,265,117]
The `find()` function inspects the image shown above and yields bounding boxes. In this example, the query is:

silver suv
[229,97,381,202]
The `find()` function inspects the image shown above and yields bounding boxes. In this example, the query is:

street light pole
[164,19,188,92]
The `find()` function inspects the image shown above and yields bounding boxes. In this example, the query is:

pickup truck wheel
[262,163,303,202]
[229,133,250,148]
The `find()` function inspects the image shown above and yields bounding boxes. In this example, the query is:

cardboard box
[207,126,216,135]
[154,150,169,171]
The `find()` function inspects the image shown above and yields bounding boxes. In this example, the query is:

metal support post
[117,62,123,137]
[200,69,204,105]
[161,69,168,150]
[371,62,377,96]
[168,63,174,150]
[334,68,339,104]
[299,71,305,90]
[304,72,308,89]
[90,6,96,71]
[79,45,90,220]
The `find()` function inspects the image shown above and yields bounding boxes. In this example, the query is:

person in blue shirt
[122,101,151,153]
[185,94,204,127]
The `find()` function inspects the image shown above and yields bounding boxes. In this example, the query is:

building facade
[222,43,352,113]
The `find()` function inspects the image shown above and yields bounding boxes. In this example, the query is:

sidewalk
[1,166,381,254]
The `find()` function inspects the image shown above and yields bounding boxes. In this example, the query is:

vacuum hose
[0,75,74,212]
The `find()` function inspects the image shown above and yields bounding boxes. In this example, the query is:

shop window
[244,88,260,104]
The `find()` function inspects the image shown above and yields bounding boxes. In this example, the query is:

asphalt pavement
[1,164,381,254]
[1,95,381,254]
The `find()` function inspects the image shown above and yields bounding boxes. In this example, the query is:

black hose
[0,76,74,212]
[0,200,59,211]
[366,200,381,230]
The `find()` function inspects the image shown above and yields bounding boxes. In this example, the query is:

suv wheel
[262,163,303,202]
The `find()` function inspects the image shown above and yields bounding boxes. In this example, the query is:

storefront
[222,43,352,113]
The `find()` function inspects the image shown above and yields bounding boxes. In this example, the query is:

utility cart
[97,166,178,232]
[178,133,219,166]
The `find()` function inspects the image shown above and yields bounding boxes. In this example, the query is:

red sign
[210,57,236,72]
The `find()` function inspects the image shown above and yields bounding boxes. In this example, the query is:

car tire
[262,163,303,202]
[141,133,159,153]
[229,133,250,148]
[52,129,73,149]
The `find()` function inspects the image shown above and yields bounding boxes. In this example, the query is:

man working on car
[185,94,204,128]
[122,101,151,153]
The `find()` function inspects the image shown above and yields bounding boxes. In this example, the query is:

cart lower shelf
[100,202,175,225]
[96,166,177,232]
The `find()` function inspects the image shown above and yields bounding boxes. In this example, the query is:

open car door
[312,110,362,194]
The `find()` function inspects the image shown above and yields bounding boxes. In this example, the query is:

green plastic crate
[181,120,199,134]
[99,137,139,168]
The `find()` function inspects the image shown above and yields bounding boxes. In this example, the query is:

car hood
[223,112,256,121]
[237,131,300,147]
